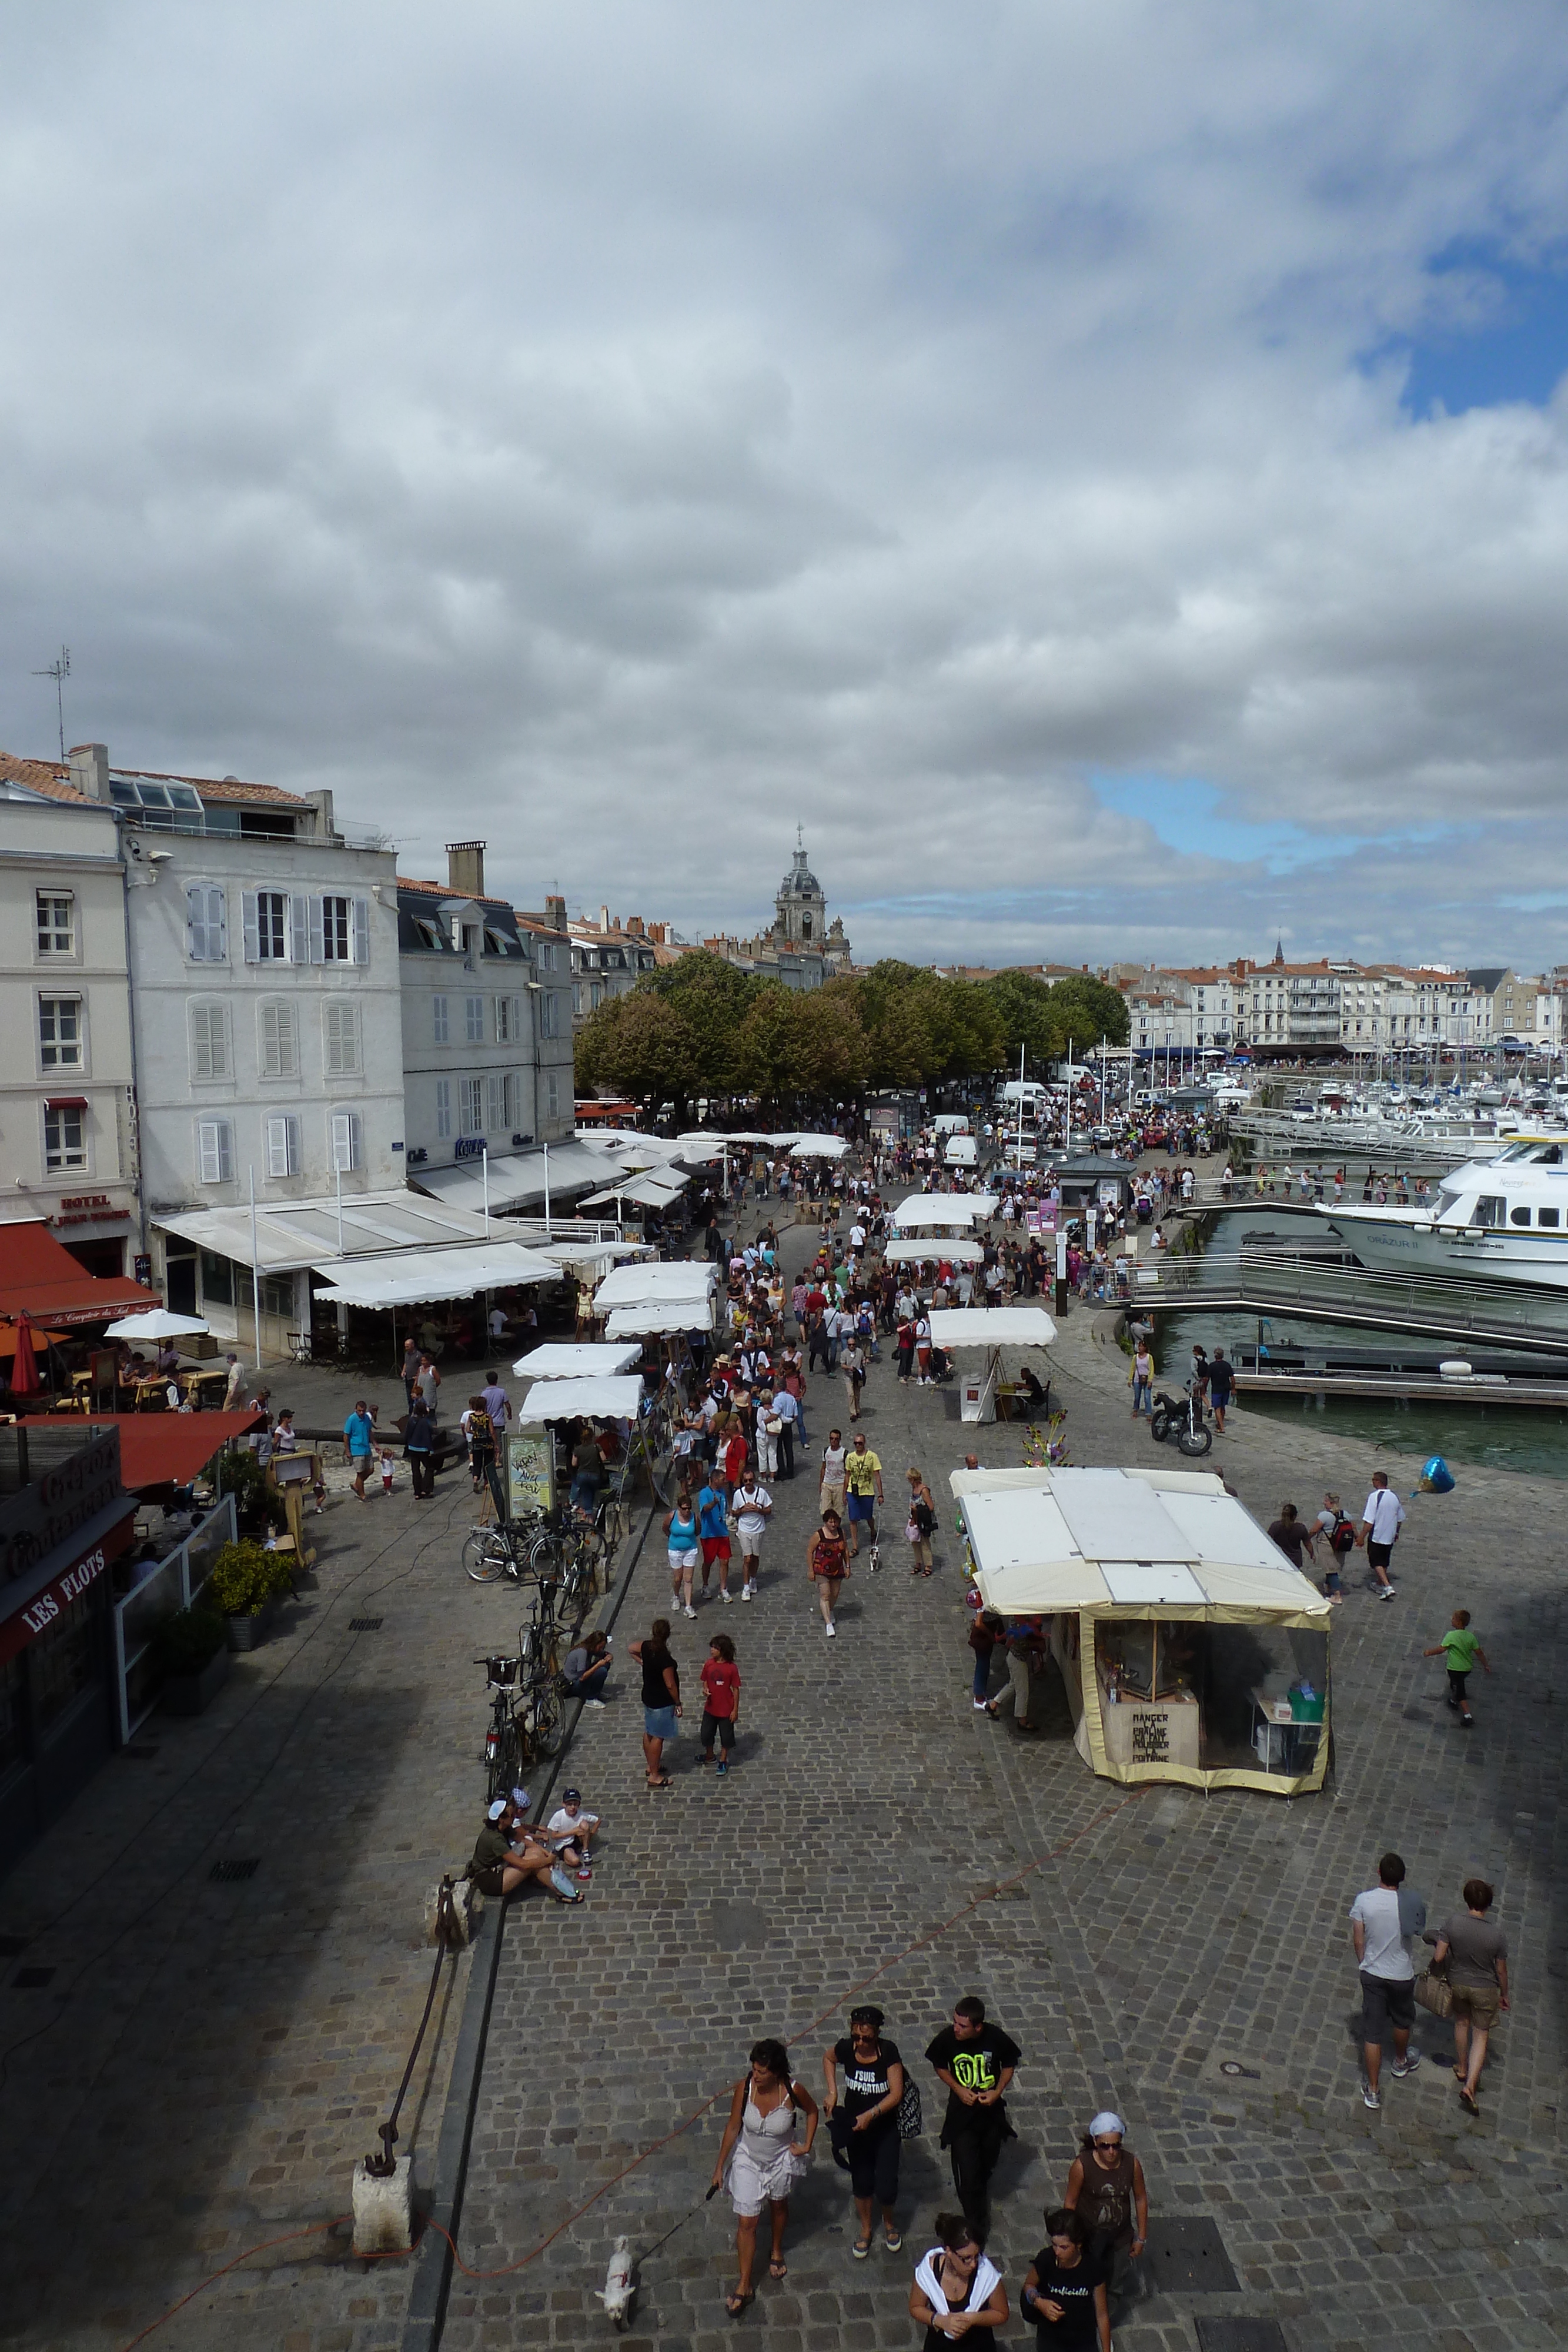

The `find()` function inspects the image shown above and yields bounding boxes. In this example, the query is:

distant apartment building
[0,760,139,1273]
[569,910,663,1024]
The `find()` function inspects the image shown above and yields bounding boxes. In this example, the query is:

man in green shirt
[1424,1609,1491,1728]
[468,1799,582,1903]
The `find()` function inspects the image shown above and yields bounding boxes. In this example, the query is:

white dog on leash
[598,2236,635,2328]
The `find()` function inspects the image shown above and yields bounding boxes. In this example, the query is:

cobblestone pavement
[0,1351,549,2352]
[434,1204,1568,2352]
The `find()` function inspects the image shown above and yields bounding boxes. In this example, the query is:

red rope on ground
[117,1785,1152,2337]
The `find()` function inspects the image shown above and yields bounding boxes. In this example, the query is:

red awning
[44,1095,89,1110]
[0,1218,158,1328]
[33,1410,263,1490]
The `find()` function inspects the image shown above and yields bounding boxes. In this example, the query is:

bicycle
[477,1643,564,1792]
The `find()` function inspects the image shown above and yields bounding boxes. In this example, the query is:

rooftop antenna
[32,646,70,763]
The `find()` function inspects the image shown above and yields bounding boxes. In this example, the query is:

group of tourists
[711,1999,1145,2348]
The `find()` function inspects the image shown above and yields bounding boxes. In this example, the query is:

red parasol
[9,1313,41,1396]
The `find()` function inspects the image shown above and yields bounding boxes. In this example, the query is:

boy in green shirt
[1424,1609,1490,1728]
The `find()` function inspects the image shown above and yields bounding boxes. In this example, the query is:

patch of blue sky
[1091,775,1470,873]
[1368,236,1568,417]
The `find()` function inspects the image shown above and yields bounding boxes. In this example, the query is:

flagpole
[249,1164,262,1371]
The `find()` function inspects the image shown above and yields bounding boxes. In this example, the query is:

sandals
[1459,2087,1480,2115]
[884,2229,902,2252]
[767,2259,787,2280]
[646,1775,673,1790]
[852,2236,872,2260]
[725,2291,754,2317]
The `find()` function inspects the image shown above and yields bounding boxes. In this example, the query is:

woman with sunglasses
[823,2004,905,2257]
[1062,2109,1147,2302]
[908,2211,1008,2347]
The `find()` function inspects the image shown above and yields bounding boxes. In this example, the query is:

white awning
[788,1132,849,1158]
[414,1142,641,1214]
[513,1342,642,1377]
[884,1238,985,1265]
[604,1301,714,1338]
[947,1466,1327,1620]
[893,1196,998,1226]
[155,1188,542,1275]
[517,1374,645,1422]
[312,1240,563,1307]
[929,1307,1057,1348]
[594,1261,717,1309]
[579,1170,690,1210]
[534,1240,653,1271]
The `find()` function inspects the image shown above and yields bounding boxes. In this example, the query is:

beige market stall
[951,1465,1330,1795]
[929,1305,1057,1424]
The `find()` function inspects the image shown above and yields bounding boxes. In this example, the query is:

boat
[1318,1135,1568,1292]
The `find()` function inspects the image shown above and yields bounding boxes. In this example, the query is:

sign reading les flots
[0,1518,133,1666]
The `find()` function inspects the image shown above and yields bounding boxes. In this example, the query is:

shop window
[200,1250,235,1305]
[39,996,83,1069]
[258,1274,293,1317]
[35,891,75,957]
[44,1103,86,1171]
[30,1589,98,1734]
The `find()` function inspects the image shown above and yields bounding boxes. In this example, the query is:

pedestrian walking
[1062,2110,1148,2298]
[905,1466,938,1576]
[1356,1470,1405,1599]
[1432,1879,1509,2116]
[733,1468,773,1601]
[665,1493,702,1618]
[1207,1348,1233,1434]
[909,2214,1008,2347]
[808,1506,850,1638]
[820,1429,848,1523]
[628,1618,681,1789]
[1313,1491,1354,1603]
[771,1382,800,1475]
[402,1396,437,1498]
[844,1431,883,1563]
[924,1996,1019,2240]
[1423,1608,1490,1728]
[754,1390,781,1477]
[1021,2210,1111,2351]
[699,1632,741,1773]
[711,2039,818,2314]
[968,1611,1004,1711]
[1349,1850,1425,2108]
[415,1351,442,1417]
[1266,1502,1315,1576]
[696,1475,734,1605]
[342,1398,376,1502]
[985,1625,1044,1734]
[823,2004,907,2256]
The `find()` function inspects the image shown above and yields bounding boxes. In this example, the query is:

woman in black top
[822,2004,905,2255]
[1021,2209,1110,2351]
[908,2212,1008,2349]
[628,1618,681,1789]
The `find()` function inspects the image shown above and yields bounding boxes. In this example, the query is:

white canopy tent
[788,1132,850,1159]
[882,1237,985,1266]
[513,1341,643,1378]
[517,1374,645,1422]
[312,1240,562,1308]
[929,1304,1057,1423]
[533,1239,652,1272]
[604,1302,714,1339]
[593,1261,717,1310]
[948,1466,1329,1796]
[892,1197,998,1227]
[579,1171,690,1211]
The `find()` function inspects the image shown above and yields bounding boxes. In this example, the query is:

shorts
[470,1863,507,1898]
[1366,1539,1395,1571]
[846,1491,876,1521]
[668,1546,701,1572]
[1360,1969,1416,2039]
[736,1527,765,1555]
[1449,1983,1502,2026]
[701,1536,732,1565]
[700,1709,735,1753]
[644,1705,678,1740]
[350,1452,374,1475]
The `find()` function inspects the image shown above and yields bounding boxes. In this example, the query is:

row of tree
[573,952,1129,1121]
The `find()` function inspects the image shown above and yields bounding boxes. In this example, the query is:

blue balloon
[1419,1455,1455,1495]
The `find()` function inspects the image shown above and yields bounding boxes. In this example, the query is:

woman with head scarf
[1062,2110,1148,2298]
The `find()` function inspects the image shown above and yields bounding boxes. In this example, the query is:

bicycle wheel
[528,1682,564,1758]
[464,1529,509,1584]
[487,1713,524,1801]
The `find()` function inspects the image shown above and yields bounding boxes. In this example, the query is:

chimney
[446,839,486,898]
[544,893,567,933]
[626,916,644,937]
[305,789,336,840]
[599,905,610,931]
[68,743,110,801]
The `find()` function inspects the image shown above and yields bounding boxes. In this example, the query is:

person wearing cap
[466,1798,583,1903]
[1063,2111,1148,2297]
[544,1789,600,1880]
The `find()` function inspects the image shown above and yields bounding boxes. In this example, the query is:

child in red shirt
[700,1634,741,1776]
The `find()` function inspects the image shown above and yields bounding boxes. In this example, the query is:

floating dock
[1235,1368,1568,1409]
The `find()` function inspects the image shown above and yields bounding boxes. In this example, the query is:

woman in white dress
[711,2037,819,2314]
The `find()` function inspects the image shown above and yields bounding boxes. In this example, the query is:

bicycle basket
[484,1654,519,1688]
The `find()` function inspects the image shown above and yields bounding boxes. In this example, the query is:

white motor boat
[1318,1135,1568,1291]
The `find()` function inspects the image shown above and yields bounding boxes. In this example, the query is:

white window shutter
[242,891,260,964]
[332,1111,357,1172]
[198,1118,231,1183]
[219,1120,233,1181]
[289,893,310,965]
[487,1075,503,1131]
[349,1111,361,1169]
[279,1001,297,1075]
[186,885,205,960]
[351,897,370,964]
[208,886,227,959]
[309,897,326,964]
[266,1114,289,1178]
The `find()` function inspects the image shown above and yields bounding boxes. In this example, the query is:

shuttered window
[185,884,227,962]
[265,1114,301,1178]
[259,999,298,1078]
[197,1118,234,1184]
[189,1002,232,1081]
[435,1078,452,1138]
[330,1111,362,1172]
[323,1000,362,1076]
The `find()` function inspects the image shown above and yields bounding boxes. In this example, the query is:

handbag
[1415,1957,1453,2020]
[896,2077,923,2140]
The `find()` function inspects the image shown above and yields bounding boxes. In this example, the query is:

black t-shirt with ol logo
[924,2023,1021,2132]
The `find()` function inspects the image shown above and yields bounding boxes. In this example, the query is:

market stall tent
[892,1197,998,1227]
[951,1465,1329,1796]
[928,1305,1057,1423]
[513,1342,642,1378]
[882,1238,985,1266]
[516,1375,645,1422]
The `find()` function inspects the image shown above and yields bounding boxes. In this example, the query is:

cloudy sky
[5,3,1568,971]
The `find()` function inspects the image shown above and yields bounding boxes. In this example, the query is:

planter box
[161,1643,232,1716]
[224,1598,276,1653]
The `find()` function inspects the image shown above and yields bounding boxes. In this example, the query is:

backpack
[1330,1514,1356,1556]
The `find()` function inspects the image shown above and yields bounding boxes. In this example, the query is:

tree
[574,991,698,1120]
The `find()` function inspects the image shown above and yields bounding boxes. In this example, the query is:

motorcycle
[1149,1382,1213,1456]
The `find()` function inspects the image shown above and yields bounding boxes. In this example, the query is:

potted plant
[216,1449,286,1533]
[152,1598,231,1715]
[206,1539,296,1652]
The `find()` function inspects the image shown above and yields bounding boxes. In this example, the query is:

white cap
[1088,2110,1125,2139]
[486,1799,509,1822]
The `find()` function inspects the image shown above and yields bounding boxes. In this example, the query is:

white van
[945,1132,978,1166]
[999,1080,1048,1111]
[932,1113,971,1135]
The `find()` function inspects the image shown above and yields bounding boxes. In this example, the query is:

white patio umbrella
[103,1308,210,1342]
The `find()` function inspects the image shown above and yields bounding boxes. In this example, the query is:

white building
[0,759,139,1274]
[46,744,405,1353]
[397,843,575,1187]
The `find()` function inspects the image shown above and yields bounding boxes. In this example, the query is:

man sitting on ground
[544,1786,600,1880]
[467,1798,583,1904]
